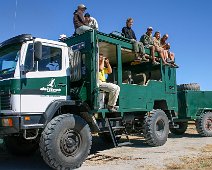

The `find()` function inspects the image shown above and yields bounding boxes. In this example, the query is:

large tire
[143,109,169,146]
[4,135,39,156]
[195,112,212,137]
[40,114,92,169]
[170,122,188,135]
[177,83,200,91]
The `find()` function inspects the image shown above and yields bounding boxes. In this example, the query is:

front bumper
[0,112,45,136]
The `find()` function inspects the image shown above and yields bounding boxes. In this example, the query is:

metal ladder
[105,117,132,147]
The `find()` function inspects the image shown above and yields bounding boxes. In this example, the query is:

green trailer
[171,86,212,136]
[0,30,211,169]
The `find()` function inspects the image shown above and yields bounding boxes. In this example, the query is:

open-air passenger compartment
[98,40,162,86]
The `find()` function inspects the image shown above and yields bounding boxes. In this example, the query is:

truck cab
[0,34,71,134]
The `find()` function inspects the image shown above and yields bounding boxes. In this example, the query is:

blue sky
[0,0,212,90]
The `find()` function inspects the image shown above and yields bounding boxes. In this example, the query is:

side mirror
[34,41,42,60]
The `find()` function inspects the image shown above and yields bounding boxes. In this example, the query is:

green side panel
[119,80,177,111]
[9,77,68,96]
[178,91,212,119]
[65,30,97,108]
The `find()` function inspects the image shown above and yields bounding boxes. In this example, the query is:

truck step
[118,142,132,147]
[105,117,131,147]
[112,126,125,129]
[107,117,122,121]
[22,124,44,129]
[115,134,129,138]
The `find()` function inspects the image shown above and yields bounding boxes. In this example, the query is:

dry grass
[166,144,212,170]
[201,144,212,152]
[166,156,212,170]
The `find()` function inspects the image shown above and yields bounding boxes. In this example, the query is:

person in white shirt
[84,13,99,30]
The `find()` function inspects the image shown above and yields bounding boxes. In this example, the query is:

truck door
[164,67,177,94]
[20,42,68,114]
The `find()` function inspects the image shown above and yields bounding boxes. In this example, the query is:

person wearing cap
[140,27,160,65]
[84,13,99,30]
[73,4,91,34]
[122,18,148,62]
[161,34,179,68]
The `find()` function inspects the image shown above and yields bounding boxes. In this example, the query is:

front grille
[0,91,11,110]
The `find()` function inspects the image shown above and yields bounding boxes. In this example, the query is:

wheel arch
[43,100,99,132]
[153,100,168,110]
[196,108,212,118]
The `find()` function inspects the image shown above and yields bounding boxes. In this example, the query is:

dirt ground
[80,124,212,170]
[0,124,211,170]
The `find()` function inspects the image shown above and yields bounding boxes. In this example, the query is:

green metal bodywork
[65,30,178,116]
[177,90,212,120]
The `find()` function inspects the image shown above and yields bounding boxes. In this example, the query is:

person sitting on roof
[73,4,92,35]
[161,34,179,68]
[122,18,148,62]
[84,13,99,30]
[140,27,160,65]
[153,31,169,65]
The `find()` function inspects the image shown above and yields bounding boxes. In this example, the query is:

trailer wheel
[143,109,169,146]
[177,83,200,91]
[170,122,188,135]
[4,135,39,156]
[195,112,212,137]
[40,114,92,169]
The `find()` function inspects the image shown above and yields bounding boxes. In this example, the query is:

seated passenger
[73,4,92,35]
[84,13,99,30]
[122,18,148,62]
[99,53,120,112]
[161,34,179,68]
[46,61,59,71]
[153,31,169,65]
[140,27,160,65]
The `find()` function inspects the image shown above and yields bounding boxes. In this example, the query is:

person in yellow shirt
[99,53,120,112]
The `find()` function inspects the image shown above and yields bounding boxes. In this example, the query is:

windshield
[0,44,21,79]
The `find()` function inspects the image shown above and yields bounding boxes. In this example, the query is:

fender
[44,99,99,132]
[44,99,77,124]
[196,108,212,117]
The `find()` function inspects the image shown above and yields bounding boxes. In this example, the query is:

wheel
[143,109,169,146]
[195,112,212,137]
[177,83,200,91]
[170,122,188,135]
[40,114,92,169]
[4,135,39,156]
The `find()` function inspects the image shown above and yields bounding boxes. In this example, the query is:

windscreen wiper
[0,67,15,74]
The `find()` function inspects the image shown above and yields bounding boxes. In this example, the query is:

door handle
[57,83,67,87]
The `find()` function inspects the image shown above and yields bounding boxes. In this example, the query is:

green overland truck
[0,31,211,169]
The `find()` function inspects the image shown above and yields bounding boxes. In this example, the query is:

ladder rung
[115,134,128,138]
[118,142,132,147]
[107,117,122,121]
[112,126,125,129]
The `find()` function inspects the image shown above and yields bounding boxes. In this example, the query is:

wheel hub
[156,119,165,137]
[205,118,212,131]
[60,129,81,156]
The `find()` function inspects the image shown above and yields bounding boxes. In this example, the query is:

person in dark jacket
[122,18,148,62]
[73,4,91,34]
